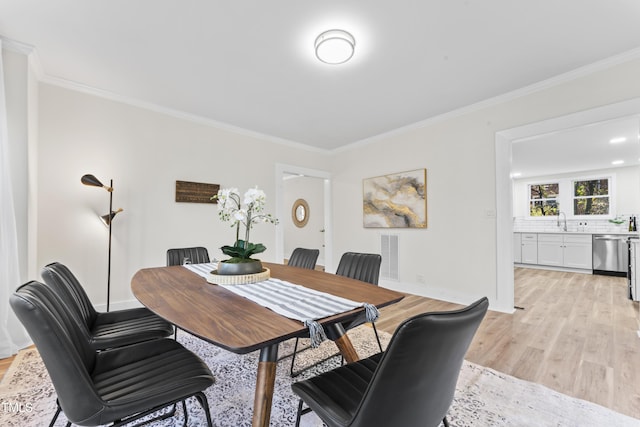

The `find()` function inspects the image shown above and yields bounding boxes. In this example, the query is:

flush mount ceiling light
[609,137,627,144]
[315,29,355,64]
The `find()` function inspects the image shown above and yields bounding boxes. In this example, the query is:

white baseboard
[380,279,514,314]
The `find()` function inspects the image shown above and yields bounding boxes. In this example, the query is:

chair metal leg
[278,337,314,361]
[50,399,72,426]
[289,337,301,376]
[372,322,383,352]
[49,401,62,427]
[181,399,188,426]
[291,348,344,377]
[194,391,214,427]
[294,398,313,426]
[291,322,383,376]
[295,399,304,427]
[109,393,211,427]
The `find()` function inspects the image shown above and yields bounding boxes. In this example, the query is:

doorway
[495,98,640,313]
[275,164,333,272]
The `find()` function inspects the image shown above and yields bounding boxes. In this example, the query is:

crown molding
[39,74,328,154]
[334,46,640,154]
[0,35,45,79]
[0,36,34,55]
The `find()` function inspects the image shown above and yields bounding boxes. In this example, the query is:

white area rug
[0,326,638,426]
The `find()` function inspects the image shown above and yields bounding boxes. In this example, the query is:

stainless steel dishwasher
[592,234,633,276]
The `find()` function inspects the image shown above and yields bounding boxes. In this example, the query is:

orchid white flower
[212,186,279,260]
[244,187,266,206]
[233,210,247,222]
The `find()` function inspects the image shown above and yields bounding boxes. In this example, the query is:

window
[529,183,559,217]
[573,178,609,216]
[521,175,615,220]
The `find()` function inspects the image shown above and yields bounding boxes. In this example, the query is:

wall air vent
[380,234,399,281]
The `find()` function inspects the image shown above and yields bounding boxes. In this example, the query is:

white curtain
[0,40,30,357]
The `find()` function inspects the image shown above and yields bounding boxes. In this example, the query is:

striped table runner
[183,262,218,277]
[183,262,379,346]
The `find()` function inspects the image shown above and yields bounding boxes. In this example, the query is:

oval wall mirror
[292,198,309,228]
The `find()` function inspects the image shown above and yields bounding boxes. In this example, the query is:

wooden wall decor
[175,180,220,203]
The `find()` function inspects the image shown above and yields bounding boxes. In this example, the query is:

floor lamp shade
[81,174,122,312]
[101,208,124,226]
[82,174,113,192]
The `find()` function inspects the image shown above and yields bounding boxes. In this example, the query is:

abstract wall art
[363,169,427,228]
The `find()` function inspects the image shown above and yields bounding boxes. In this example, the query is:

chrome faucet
[557,211,567,232]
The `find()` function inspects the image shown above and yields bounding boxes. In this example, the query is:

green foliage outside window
[530,200,559,216]
[529,183,559,216]
[573,179,609,215]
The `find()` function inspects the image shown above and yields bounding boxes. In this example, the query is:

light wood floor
[2,267,639,419]
[376,267,640,420]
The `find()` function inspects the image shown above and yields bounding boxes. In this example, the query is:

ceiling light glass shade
[315,29,355,64]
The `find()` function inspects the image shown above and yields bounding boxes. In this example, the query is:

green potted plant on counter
[212,186,278,275]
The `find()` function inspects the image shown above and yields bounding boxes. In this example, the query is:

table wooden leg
[333,333,360,363]
[252,344,278,427]
[325,323,360,363]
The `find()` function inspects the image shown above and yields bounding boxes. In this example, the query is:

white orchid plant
[212,187,278,262]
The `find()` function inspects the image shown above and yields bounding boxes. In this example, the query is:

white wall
[36,84,330,307]
[329,57,640,311]
[330,115,497,306]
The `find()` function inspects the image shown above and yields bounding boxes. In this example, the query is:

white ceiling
[1,1,640,151]
[512,116,640,179]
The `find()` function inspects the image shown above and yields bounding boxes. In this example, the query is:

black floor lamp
[81,174,123,312]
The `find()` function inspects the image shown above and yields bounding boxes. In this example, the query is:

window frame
[524,174,615,220]
[527,182,560,218]
[571,176,613,219]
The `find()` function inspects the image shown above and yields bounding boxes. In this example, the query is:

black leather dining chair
[41,262,174,350]
[167,246,210,266]
[287,247,320,270]
[166,247,211,339]
[291,297,489,427]
[11,280,215,427]
[335,251,382,286]
[277,248,320,363]
[334,252,383,349]
[289,252,383,376]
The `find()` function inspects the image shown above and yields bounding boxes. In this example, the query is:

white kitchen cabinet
[513,233,522,263]
[537,233,592,269]
[521,233,538,264]
[563,234,593,269]
[537,234,563,266]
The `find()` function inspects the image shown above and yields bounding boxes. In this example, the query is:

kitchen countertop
[514,230,640,236]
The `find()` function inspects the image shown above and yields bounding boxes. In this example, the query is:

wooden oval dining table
[131,261,404,427]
